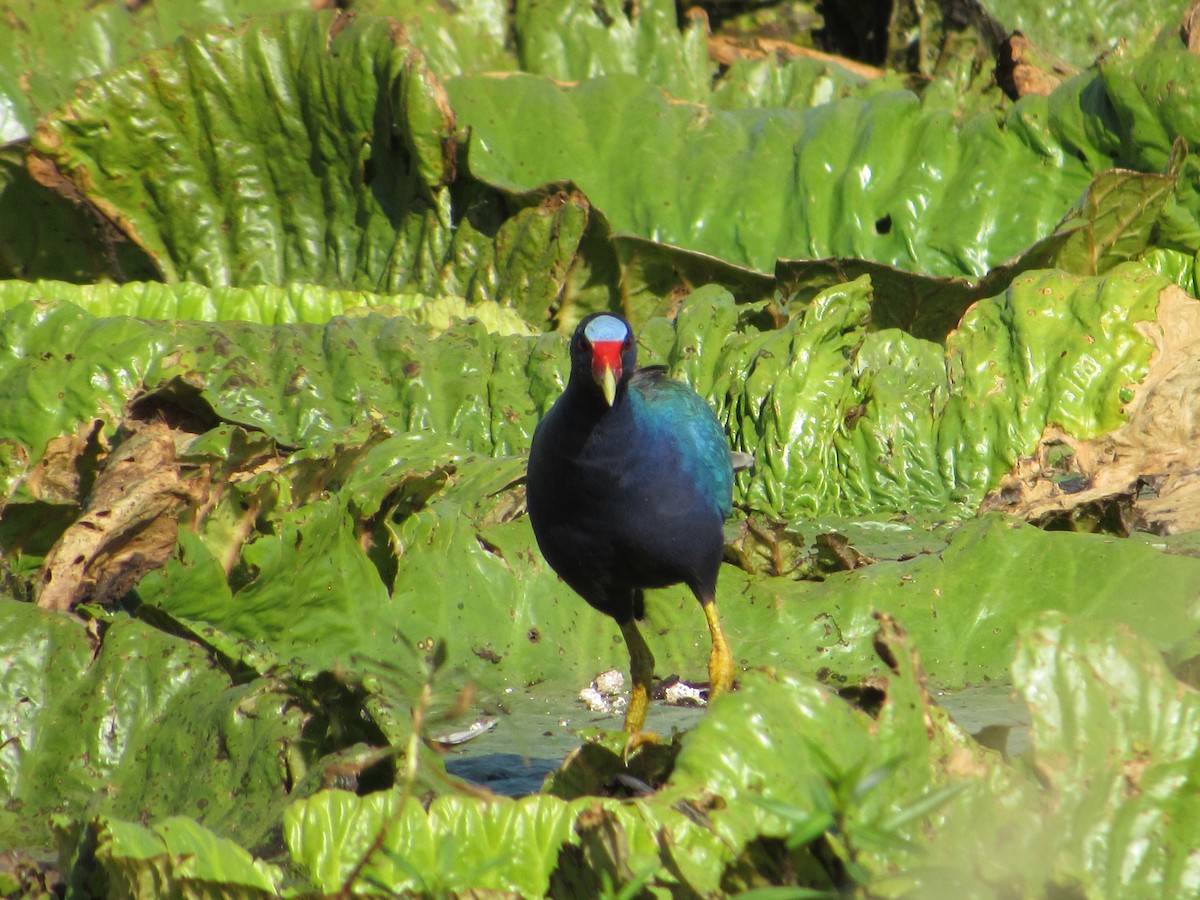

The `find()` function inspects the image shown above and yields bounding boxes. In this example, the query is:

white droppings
[663,681,707,707]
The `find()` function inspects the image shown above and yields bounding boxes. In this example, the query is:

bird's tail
[731,450,755,472]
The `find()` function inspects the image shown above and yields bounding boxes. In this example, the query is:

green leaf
[0,145,157,282]
[1041,166,1179,272]
[284,788,585,896]
[729,514,1200,689]
[0,263,1179,540]
[0,0,316,141]
[0,278,446,323]
[670,265,1167,518]
[379,451,617,697]
[1013,612,1200,896]
[0,601,306,855]
[709,56,905,112]
[987,0,1191,68]
[448,73,1096,277]
[22,14,615,308]
[84,815,283,898]
[0,297,559,480]
[149,494,418,678]
[352,0,516,76]
[514,0,712,102]
[29,11,461,289]
[777,164,1180,341]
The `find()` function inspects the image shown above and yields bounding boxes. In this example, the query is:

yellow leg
[619,619,655,733]
[703,598,734,698]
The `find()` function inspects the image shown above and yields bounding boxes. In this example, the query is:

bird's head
[571,313,638,407]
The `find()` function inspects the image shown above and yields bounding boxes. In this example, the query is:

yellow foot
[703,599,735,699]
[619,618,656,733]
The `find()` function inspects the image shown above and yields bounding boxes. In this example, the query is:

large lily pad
[0,0,316,142]
[0,601,305,854]
[447,72,1096,277]
[514,0,712,101]
[65,815,284,899]
[28,11,459,289]
[1010,611,1200,896]
[0,146,158,283]
[285,788,588,896]
[664,265,1171,517]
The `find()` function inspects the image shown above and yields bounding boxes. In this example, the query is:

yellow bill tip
[600,365,617,406]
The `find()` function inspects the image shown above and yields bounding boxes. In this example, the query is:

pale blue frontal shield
[583,314,629,344]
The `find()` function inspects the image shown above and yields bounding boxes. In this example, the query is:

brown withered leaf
[982,286,1200,535]
[21,419,105,505]
[1183,0,1200,53]
[36,422,210,611]
[815,531,875,572]
[708,33,885,81]
[995,32,1079,100]
[724,516,809,577]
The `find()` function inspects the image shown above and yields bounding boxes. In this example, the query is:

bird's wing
[633,364,670,378]
[628,366,735,517]
[632,366,749,468]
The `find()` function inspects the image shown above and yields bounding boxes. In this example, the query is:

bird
[526,311,738,733]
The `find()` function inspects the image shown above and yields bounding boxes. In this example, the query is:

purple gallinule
[526,312,737,732]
